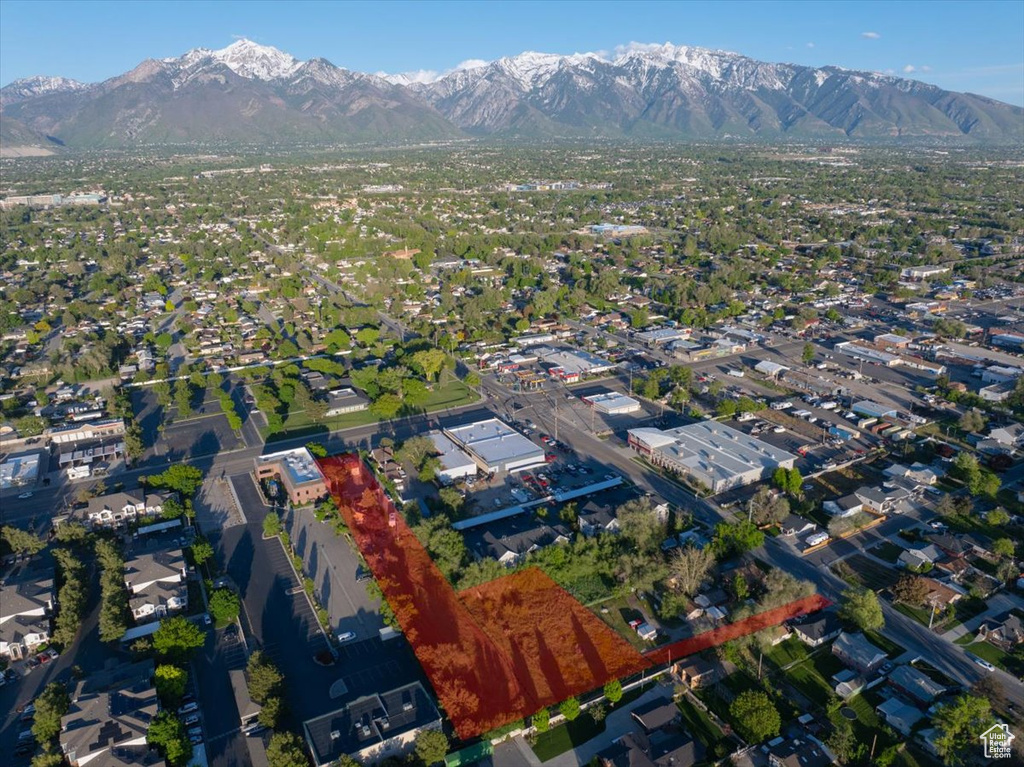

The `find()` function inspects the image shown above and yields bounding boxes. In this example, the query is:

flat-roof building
[303,682,441,766]
[428,432,478,484]
[583,392,642,415]
[628,421,796,493]
[444,418,546,474]
[255,447,328,506]
[537,347,617,382]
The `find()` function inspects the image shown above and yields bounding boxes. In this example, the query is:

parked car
[337,631,356,643]
[184,713,201,726]
[968,654,995,672]
[178,702,199,715]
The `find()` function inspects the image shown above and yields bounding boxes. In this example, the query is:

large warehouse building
[444,418,547,474]
[627,421,796,493]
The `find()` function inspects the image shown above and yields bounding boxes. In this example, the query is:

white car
[337,631,356,643]
[18,492,33,499]
[968,653,995,672]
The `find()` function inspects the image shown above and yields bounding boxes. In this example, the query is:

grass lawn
[864,629,906,659]
[532,713,605,761]
[593,597,651,651]
[910,659,959,688]
[870,541,905,564]
[765,637,811,669]
[965,641,1024,677]
[414,379,480,411]
[676,695,730,752]
[954,597,988,624]
[783,655,837,707]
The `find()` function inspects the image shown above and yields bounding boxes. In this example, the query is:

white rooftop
[428,432,478,473]
[445,418,545,467]
[257,447,325,485]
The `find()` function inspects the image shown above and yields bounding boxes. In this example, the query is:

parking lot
[285,507,384,642]
[331,635,426,701]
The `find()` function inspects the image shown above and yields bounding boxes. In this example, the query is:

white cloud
[380,57,489,84]
[861,31,881,39]
[903,64,916,73]
[806,42,815,48]
[920,65,931,72]
[454,58,488,72]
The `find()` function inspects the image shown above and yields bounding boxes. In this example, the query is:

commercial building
[47,418,126,445]
[635,328,690,347]
[583,391,642,415]
[0,451,40,489]
[303,682,442,766]
[852,400,898,420]
[444,418,546,474]
[627,421,796,493]
[537,347,617,382]
[255,447,328,506]
[428,432,479,484]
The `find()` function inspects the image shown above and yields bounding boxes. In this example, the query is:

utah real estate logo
[980,723,1015,759]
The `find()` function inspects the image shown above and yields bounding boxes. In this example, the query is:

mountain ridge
[2,39,1021,146]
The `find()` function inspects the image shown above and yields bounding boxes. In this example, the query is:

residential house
[919,577,965,610]
[598,697,704,767]
[325,387,370,417]
[780,514,817,537]
[790,613,844,647]
[124,548,188,624]
[768,737,835,767]
[989,424,1024,449]
[60,660,163,767]
[897,544,943,571]
[464,518,570,566]
[85,491,169,529]
[832,668,867,699]
[823,494,863,518]
[876,697,925,736]
[887,665,946,705]
[577,498,621,537]
[832,632,887,674]
[977,613,1024,651]
[672,657,722,689]
[854,485,912,515]
[0,561,54,659]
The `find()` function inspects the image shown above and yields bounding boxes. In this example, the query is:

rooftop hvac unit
[402,702,414,712]
[330,731,341,740]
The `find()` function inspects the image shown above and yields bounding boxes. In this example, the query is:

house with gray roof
[832,632,887,674]
[0,561,54,660]
[60,660,163,767]
[124,548,187,624]
[85,491,168,529]
[887,665,946,705]
[876,697,925,736]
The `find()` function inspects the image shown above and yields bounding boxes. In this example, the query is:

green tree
[559,696,581,722]
[263,512,282,537]
[155,664,189,709]
[208,589,241,627]
[839,586,884,631]
[14,415,46,436]
[153,616,205,662]
[31,752,65,767]
[305,441,328,458]
[370,393,404,420]
[533,707,550,732]
[616,499,664,556]
[958,409,986,433]
[246,651,284,704]
[603,679,623,704]
[149,465,204,497]
[191,539,215,567]
[712,521,765,558]
[258,696,284,729]
[933,694,995,765]
[266,732,309,767]
[802,343,815,365]
[412,349,449,382]
[414,729,450,766]
[987,507,1010,525]
[746,487,790,526]
[992,537,1016,558]
[892,575,928,606]
[729,691,781,743]
[31,682,71,743]
[147,711,193,767]
[1,526,46,555]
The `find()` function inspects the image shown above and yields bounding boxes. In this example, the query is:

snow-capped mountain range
[2,39,1021,147]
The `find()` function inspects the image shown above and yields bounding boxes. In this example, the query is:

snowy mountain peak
[2,75,87,96]
[209,39,302,80]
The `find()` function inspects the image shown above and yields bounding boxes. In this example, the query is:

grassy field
[531,712,605,761]
[765,637,812,669]
[592,596,655,651]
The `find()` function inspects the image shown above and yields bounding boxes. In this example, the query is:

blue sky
[2,0,1022,104]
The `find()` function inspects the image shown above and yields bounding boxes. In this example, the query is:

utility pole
[869,734,877,761]
[554,392,559,443]
[757,651,763,680]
